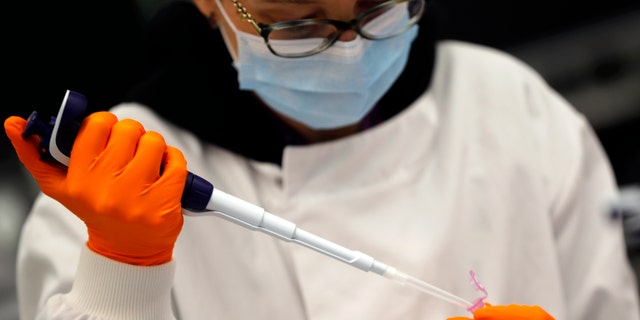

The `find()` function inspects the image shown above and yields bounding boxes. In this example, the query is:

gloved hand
[4,112,188,266]
[447,303,555,320]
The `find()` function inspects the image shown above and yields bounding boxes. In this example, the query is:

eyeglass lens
[267,0,423,57]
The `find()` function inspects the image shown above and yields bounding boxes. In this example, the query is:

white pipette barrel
[185,188,473,310]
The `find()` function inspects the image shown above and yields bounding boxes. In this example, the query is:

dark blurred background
[1,1,639,318]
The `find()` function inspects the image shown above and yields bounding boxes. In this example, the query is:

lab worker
[4,0,640,319]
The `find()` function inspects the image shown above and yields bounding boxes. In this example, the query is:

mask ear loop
[212,0,240,61]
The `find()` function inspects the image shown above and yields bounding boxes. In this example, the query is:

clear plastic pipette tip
[382,267,487,313]
[383,266,472,309]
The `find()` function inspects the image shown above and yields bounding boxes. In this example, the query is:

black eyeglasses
[228,0,425,58]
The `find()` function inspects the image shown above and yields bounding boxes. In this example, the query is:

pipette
[23,89,486,313]
[186,185,480,311]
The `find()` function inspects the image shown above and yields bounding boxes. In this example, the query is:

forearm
[18,195,177,320]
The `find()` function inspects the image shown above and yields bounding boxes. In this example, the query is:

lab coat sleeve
[538,82,640,319]
[17,193,177,320]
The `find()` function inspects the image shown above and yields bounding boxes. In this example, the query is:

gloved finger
[150,146,187,228]
[101,118,146,171]
[152,157,185,239]
[4,116,67,188]
[70,111,118,171]
[156,145,188,194]
[127,130,168,183]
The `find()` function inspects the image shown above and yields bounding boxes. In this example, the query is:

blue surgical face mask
[216,1,419,130]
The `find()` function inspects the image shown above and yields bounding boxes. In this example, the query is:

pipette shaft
[185,188,473,310]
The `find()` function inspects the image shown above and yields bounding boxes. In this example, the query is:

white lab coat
[16,40,640,320]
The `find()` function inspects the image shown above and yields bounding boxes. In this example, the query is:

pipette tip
[382,268,488,314]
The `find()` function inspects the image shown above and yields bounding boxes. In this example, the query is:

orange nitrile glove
[447,303,555,320]
[4,112,188,265]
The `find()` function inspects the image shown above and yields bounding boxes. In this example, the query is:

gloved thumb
[4,116,68,196]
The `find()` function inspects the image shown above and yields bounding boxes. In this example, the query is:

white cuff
[64,245,176,320]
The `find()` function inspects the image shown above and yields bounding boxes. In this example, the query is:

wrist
[87,232,175,266]
[65,245,176,319]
